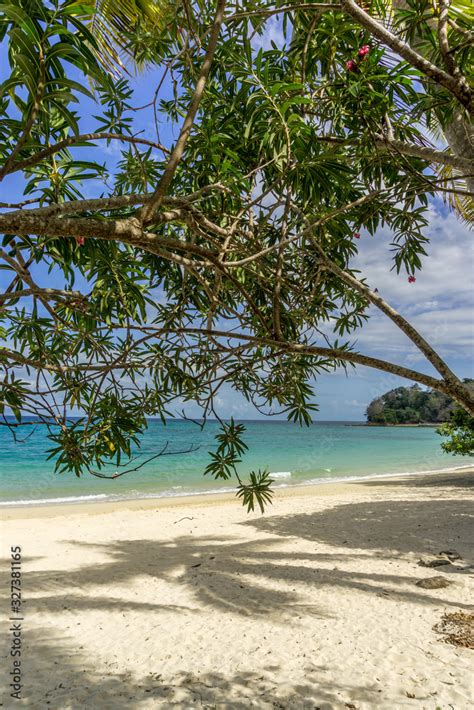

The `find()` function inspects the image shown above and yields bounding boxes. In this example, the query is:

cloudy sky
[200,201,473,421]
[312,203,473,420]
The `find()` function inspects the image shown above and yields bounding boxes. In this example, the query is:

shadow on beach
[356,471,474,491]
[14,628,376,709]
[0,500,471,623]
[244,497,474,562]
[1,486,473,706]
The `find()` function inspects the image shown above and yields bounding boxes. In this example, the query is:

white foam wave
[270,471,292,479]
[1,463,472,508]
[0,493,109,507]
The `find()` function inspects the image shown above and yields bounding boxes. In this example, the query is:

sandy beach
[1,470,473,709]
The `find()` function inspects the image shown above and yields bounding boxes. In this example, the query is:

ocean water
[0,420,472,506]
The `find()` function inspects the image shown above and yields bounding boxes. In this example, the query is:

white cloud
[352,204,473,306]
[346,203,474,364]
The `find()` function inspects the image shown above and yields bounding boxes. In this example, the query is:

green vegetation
[0,1,473,508]
[366,383,474,456]
[366,385,455,425]
[366,382,474,425]
[438,407,474,456]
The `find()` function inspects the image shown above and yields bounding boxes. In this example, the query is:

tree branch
[0,332,449,393]
[437,0,457,76]
[0,197,40,209]
[227,4,339,23]
[315,250,464,388]
[1,133,169,178]
[310,132,473,171]
[0,287,84,304]
[139,0,227,223]
[227,191,380,267]
[0,46,45,180]
[155,327,462,399]
[0,212,218,263]
[374,136,473,171]
[341,0,472,112]
[272,192,291,340]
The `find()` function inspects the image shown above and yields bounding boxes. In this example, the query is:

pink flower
[75,236,85,246]
[408,275,416,283]
[353,232,361,239]
[346,60,357,72]
[358,45,370,58]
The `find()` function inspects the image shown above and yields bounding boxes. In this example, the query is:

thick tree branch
[140,0,227,223]
[0,211,273,334]
[437,0,457,76]
[316,250,465,388]
[0,212,218,262]
[158,327,466,402]
[180,328,474,413]
[375,136,473,171]
[0,333,451,394]
[341,0,473,112]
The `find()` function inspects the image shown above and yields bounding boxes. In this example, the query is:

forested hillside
[366,383,474,425]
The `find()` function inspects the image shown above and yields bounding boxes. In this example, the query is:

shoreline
[1,464,472,707]
[350,422,443,427]
[2,464,473,519]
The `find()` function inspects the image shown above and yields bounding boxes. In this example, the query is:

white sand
[1,471,473,709]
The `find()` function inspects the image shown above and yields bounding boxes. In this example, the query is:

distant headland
[365,382,474,426]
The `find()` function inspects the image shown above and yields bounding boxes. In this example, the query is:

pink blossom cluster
[346,45,370,72]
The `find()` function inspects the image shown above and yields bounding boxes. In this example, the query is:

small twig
[4,132,169,177]
[0,45,45,180]
[87,442,200,478]
[0,197,40,209]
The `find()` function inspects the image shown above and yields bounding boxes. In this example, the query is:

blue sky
[1,31,473,422]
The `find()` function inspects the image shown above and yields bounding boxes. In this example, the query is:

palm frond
[436,163,474,227]
[91,0,176,72]
[450,0,474,23]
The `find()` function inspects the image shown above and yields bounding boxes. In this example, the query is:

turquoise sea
[1,420,473,506]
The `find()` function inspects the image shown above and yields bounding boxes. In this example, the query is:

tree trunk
[444,113,474,194]
[392,0,473,192]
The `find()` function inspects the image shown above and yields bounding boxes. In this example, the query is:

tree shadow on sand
[1,494,472,707]
[358,472,474,492]
[14,628,381,709]
[242,498,474,562]
[0,499,471,624]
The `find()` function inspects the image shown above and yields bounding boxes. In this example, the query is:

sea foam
[270,471,292,479]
